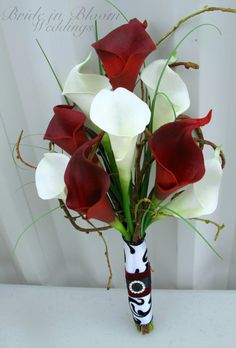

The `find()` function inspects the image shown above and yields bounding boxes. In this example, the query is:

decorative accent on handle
[123,239,153,327]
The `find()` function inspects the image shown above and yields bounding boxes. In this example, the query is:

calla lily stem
[120,180,134,236]
[101,134,118,176]
[112,217,130,241]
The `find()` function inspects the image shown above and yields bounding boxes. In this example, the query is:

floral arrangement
[15,4,236,335]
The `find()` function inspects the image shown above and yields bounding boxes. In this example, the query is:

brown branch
[59,199,113,289]
[88,131,105,160]
[194,138,226,169]
[169,61,199,70]
[190,217,225,241]
[145,127,152,138]
[15,130,37,169]
[148,187,155,200]
[177,114,204,149]
[141,80,145,100]
[132,197,154,243]
[88,221,113,290]
[58,199,111,233]
[175,115,226,169]
[139,156,155,182]
[97,231,113,290]
[134,139,145,184]
[133,132,155,232]
[134,130,153,199]
[85,126,98,139]
[132,221,142,243]
[133,137,146,203]
[156,6,236,46]
[48,141,54,152]
[171,190,184,201]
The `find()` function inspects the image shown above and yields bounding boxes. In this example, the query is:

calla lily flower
[35,153,70,201]
[44,105,88,155]
[165,148,223,218]
[148,110,212,200]
[92,18,156,91]
[62,53,111,116]
[141,59,190,130]
[64,135,115,224]
[90,88,151,183]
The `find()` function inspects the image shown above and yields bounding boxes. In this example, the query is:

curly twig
[58,199,111,232]
[156,6,236,46]
[194,138,226,169]
[77,215,113,290]
[58,199,113,289]
[15,130,37,169]
[98,231,113,290]
[177,114,205,149]
[169,61,199,70]
[88,221,113,290]
[190,217,225,241]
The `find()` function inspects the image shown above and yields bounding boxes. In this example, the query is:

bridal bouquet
[16,5,235,334]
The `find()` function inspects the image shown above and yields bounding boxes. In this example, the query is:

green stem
[101,133,133,235]
[120,179,134,235]
[101,134,117,176]
[36,39,70,105]
[136,319,154,334]
[95,20,103,75]
[101,134,123,203]
[111,217,130,241]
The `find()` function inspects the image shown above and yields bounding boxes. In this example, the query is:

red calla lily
[64,135,115,224]
[92,18,156,91]
[148,110,212,200]
[44,105,88,155]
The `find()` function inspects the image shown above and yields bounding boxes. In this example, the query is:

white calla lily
[62,52,111,116]
[90,87,151,182]
[165,149,223,218]
[141,59,190,130]
[35,153,70,201]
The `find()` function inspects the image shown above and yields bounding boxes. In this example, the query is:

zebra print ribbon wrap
[124,239,153,327]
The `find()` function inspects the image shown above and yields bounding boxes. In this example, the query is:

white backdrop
[0,0,236,289]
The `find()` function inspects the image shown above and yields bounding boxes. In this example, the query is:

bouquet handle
[123,238,153,334]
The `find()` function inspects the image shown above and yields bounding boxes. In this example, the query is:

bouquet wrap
[124,239,153,328]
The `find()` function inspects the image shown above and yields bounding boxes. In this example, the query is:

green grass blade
[150,23,221,131]
[163,207,222,259]
[95,20,104,75]
[104,0,129,22]
[157,91,176,120]
[36,39,70,105]
[22,133,44,137]
[11,143,49,151]
[15,181,35,193]
[13,206,60,252]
